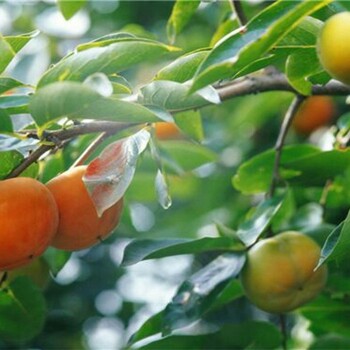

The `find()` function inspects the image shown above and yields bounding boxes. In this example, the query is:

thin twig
[232,0,248,26]
[70,132,108,168]
[268,95,306,198]
[6,144,52,179]
[5,122,134,179]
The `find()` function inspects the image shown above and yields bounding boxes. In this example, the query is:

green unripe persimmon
[317,12,350,85]
[241,231,327,314]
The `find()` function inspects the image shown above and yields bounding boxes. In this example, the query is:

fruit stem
[279,313,288,350]
[0,271,8,288]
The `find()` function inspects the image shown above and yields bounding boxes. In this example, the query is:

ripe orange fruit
[292,96,335,135]
[155,122,181,140]
[0,177,59,271]
[240,231,327,314]
[317,12,350,85]
[46,166,123,251]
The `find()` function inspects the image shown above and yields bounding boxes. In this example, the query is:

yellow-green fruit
[5,258,50,289]
[241,231,327,314]
[317,12,350,85]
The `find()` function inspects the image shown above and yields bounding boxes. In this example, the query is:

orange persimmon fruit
[292,96,335,135]
[155,122,181,140]
[46,166,123,251]
[241,231,328,314]
[0,177,59,271]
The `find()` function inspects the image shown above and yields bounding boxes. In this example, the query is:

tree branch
[217,73,350,101]
[5,122,134,179]
[268,95,306,198]
[5,72,350,179]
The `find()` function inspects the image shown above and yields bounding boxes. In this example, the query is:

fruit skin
[5,257,51,289]
[317,12,350,85]
[46,166,123,251]
[240,231,327,314]
[0,177,59,271]
[155,122,181,140]
[292,96,335,135]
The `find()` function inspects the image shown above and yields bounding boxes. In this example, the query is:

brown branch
[217,73,350,101]
[5,122,134,179]
[5,73,350,179]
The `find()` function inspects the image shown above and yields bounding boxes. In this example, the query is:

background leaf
[162,253,245,335]
[57,0,86,20]
[233,146,350,194]
[0,277,46,342]
[167,0,201,43]
[122,237,245,266]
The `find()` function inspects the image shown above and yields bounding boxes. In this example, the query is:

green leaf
[233,145,319,194]
[174,110,204,142]
[304,223,336,247]
[29,81,160,127]
[57,0,86,20]
[0,135,38,154]
[128,312,163,345]
[139,80,220,112]
[316,209,350,268]
[160,140,217,173]
[162,253,245,335]
[0,109,13,133]
[286,48,323,95]
[0,94,29,114]
[234,146,350,194]
[138,321,281,350]
[337,112,350,130]
[0,35,15,75]
[4,30,39,53]
[167,0,201,43]
[277,16,322,48]
[237,195,285,246]
[129,280,244,346]
[121,237,245,266]
[191,0,332,92]
[0,151,23,179]
[38,38,179,88]
[0,277,46,342]
[310,335,350,350]
[301,295,350,337]
[0,77,24,94]
[43,248,71,277]
[210,279,244,310]
[155,49,209,83]
[0,31,38,74]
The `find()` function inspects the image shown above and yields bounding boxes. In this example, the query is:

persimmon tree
[0,0,350,349]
